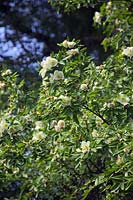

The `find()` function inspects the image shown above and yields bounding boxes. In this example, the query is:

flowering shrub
[0,1,133,200]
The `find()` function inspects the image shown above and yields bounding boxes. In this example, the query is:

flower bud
[58,120,65,129]
[80,84,88,91]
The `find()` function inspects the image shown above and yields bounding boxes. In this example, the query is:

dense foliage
[0,0,133,199]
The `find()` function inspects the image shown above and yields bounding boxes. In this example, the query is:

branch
[84,105,111,125]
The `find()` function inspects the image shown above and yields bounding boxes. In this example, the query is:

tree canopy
[0,0,133,199]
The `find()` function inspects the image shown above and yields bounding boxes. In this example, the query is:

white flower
[81,141,91,153]
[80,84,88,91]
[59,95,71,106]
[94,12,101,24]
[35,121,43,130]
[58,120,65,129]
[117,93,130,106]
[54,120,65,131]
[46,56,58,68]
[40,56,58,78]
[41,56,58,69]
[122,47,133,58]
[106,1,112,10]
[62,40,68,48]
[92,130,99,138]
[0,120,8,137]
[32,131,46,141]
[62,40,76,48]
[2,69,12,76]
[54,70,64,80]
[68,42,76,48]
[67,48,79,56]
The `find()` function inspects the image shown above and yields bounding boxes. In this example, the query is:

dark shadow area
[0,0,106,74]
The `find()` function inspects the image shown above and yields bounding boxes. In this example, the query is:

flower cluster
[52,120,65,132]
[40,56,58,78]
[40,55,65,82]
[40,40,79,82]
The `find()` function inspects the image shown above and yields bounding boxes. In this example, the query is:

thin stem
[84,105,111,125]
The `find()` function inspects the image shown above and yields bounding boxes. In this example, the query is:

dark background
[0,0,105,77]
